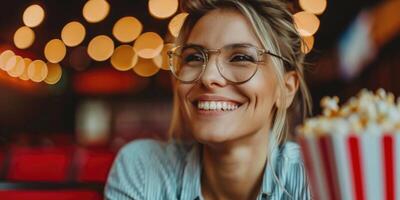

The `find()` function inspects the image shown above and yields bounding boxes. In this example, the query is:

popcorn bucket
[299,133,400,200]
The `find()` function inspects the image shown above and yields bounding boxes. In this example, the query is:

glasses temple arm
[264,50,292,64]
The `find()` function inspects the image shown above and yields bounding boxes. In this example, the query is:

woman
[105,0,312,199]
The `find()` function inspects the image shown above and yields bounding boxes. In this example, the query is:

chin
[190,124,238,144]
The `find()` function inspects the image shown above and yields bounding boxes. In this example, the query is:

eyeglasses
[167,43,290,84]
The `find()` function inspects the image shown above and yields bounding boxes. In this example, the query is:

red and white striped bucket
[299,133,400,200]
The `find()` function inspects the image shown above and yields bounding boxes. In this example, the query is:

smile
[197,101,240,111]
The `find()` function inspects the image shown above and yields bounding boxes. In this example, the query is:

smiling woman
[105,0,312,200]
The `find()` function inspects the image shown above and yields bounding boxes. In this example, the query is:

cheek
[176,84,191,102]
[244,69,279,116]
[176,83,194,118]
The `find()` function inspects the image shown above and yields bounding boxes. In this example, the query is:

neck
[200,131,269,200]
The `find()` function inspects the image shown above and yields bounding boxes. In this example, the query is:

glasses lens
[169,46,205,82]
[218,45,259,83]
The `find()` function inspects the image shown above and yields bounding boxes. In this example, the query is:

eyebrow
[184,42,260,49]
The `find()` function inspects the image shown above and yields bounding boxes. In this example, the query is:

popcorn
[298,88,400,135]
[298,89,400,200]
[320,96,339,117]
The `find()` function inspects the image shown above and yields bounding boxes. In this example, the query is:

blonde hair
[169,0,312,144]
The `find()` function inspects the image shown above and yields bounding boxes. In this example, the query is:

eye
[230,54,256,62]
[183,53,204,64]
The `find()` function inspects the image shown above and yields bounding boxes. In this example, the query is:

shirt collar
[181,139,280,200]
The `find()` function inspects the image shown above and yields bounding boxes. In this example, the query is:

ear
[276,71,300,109]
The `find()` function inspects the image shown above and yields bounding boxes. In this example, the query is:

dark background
[0,0,398,145]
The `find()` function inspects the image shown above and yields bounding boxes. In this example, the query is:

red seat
[7,147,73,182]
[75,148,116,182]
[0,190,102,200]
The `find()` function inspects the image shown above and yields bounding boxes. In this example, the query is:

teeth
[204,102,210,110]
[216,102,222,110]
[197,101,239,111]
[210,102,216,110]
[222,102,227,110]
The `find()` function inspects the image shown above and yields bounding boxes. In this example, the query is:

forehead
[186,9,262,49]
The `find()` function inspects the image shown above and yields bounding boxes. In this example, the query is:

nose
[200,55,227,89]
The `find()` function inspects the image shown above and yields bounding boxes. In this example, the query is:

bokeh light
[23,4,45,28]
[7,56,25,77]
[44,62,62,84]
[293,11,320,37]
[111,45,138,71]
[83,0,110,23]
[168,13,189,37]
[133,58,160,77]
[0,50,15,70]
[148,0,178,19]
[61,21,86,47]
[299,0,327,15]
[87,35,114,61]
[44,39,67,63]
[13,26,35,49]
[19,58,32,81]
[4,55,22,72]
[301,36,315,54]
[133,32,164,59]
[152,43,174,70]
[152,54,162,70]
[28,59,48,82]
[112,16,143,43]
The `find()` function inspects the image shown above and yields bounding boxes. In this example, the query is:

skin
[177,9,299,200]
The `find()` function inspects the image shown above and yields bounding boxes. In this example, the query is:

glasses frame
[168,43,291,84]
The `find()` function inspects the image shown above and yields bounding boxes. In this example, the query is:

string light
[152,43,174,70]
[293,11,320,37]
[133,58,160,77]
[148,0,178,19]
[0,50,15,70]
[13,26,35,49]
[61,21,86,47]
[4,55,22,72]
[299,0,327,15]
[44,39,67,63]
[168,13,189,37]
[87,35,114,61]
[133,32,164,59]
[301,35,315,54]
[113,16,143,43]
[44,62,62,84]
[8,56,25,77]
[111,45,138,71]
[19,58,32,81]
[23,4,45,28]
[83,0,110,23]
[28,59,48,82]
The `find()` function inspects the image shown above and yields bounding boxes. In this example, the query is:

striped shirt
[104,139,311,200]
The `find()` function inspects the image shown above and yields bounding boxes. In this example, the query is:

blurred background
[0,0,398,199]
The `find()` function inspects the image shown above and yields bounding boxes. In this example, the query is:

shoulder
[274,141,311,199]
[279,141,304,164]
[105,139,190,200]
